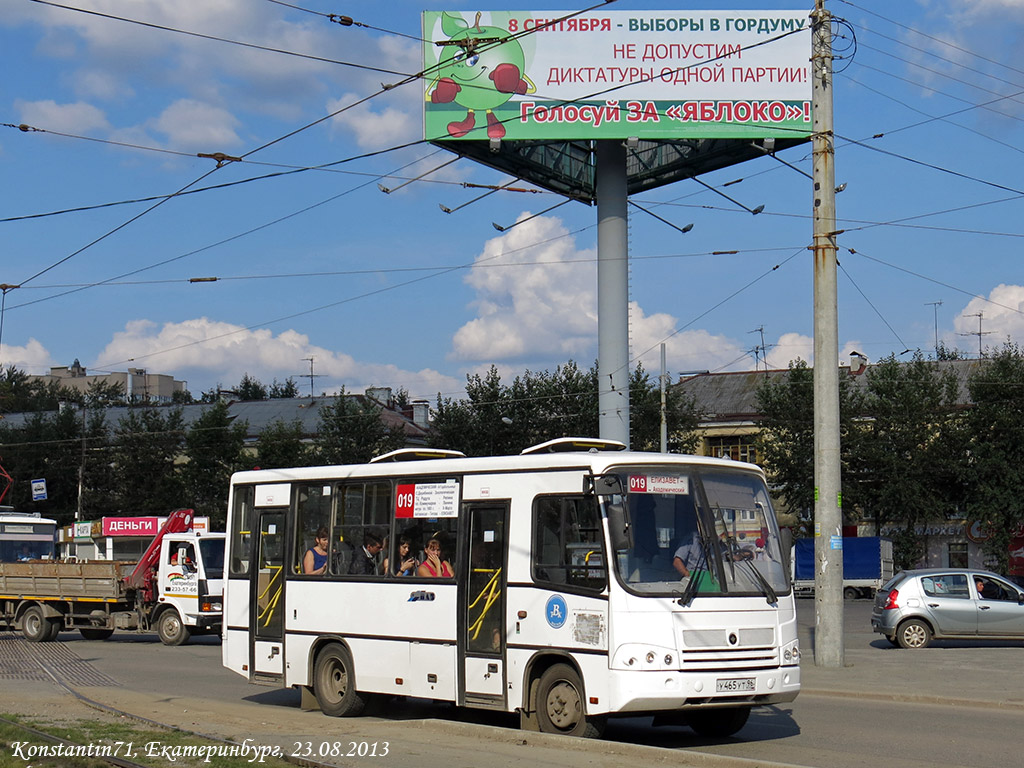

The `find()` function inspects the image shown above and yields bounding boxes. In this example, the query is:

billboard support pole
[595,140,630,447]
[593,141,630,448]
[811,0,844,668]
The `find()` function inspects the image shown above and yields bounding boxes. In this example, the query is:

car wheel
[535,663,605,738]
[314,643,367,717]
[843,587,859,600]
[896,619,932,649]
[157,609,191,646]
[687,707,751,738]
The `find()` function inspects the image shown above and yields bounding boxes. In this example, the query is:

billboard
[423,10,812,141]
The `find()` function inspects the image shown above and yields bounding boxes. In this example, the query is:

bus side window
[229,485,255,576]
[532,495,606,591]
[295,484,332,575]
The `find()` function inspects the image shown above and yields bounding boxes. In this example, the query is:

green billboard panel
[423,10,813,142]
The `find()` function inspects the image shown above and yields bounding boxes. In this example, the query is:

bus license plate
[716,677,755,692]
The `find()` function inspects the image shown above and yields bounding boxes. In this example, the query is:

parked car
[871,568,1024,649]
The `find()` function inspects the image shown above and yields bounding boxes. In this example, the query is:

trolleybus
[221,438,799,738]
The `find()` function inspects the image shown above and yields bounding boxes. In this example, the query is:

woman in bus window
[417,537,453,578]
[303,527,329,575]
[383,534,418,577]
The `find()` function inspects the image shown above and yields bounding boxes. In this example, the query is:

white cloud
[629,304,747,374]
[15,99,110,134]
[0,338,53,374]
[92,318,460,401]
[451,214,597,361]
[451,213,816,378]
[147,99,241,150]
[327,91,420,150]
[956,284,1024,351]
[766,332,813,369]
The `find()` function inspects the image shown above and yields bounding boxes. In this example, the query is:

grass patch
[0,713,295,768]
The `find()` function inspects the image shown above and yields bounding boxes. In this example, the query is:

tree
[630,363,702,453]
[0,409,83,523]
[237,374,268,401]
[854,352,962,569]
[315,389,406,465]
[0,366,38,413]
[85,379,126,408]
[269,378,299,399]
[964,343,1024,573]
[428,360,700,457]
[755,360,863,534]
[256,419,309,469]
[181,402,248,527]
[111,407,185,515]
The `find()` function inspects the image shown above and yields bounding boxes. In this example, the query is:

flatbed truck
[0,509,224,645]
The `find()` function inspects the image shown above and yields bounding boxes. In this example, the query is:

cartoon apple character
[427,12,534,139]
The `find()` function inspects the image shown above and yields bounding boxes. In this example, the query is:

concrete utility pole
[595,140,630,447]
[811,0,844,668]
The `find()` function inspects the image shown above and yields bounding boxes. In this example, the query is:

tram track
[3,632,345,768]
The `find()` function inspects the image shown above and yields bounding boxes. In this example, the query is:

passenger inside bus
[417,537,453,578]
[382,534,418,577]
[348,532,384,575]
[302,528,329,575]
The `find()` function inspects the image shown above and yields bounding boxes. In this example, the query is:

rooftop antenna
[748,325,767,373]
[925,300,942,357]
[300,357,325,398]
[958,312,993,359]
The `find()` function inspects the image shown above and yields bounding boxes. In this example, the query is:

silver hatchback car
[871,568,1024,649]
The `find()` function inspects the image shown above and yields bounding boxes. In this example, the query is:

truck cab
[154,531,226,645]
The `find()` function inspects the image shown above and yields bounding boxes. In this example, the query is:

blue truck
[791,537,894,599]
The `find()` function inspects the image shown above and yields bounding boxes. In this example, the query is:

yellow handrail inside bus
[467,567,502,641]
[256,565,283,627]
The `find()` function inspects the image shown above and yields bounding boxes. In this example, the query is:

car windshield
[609,467,788,597]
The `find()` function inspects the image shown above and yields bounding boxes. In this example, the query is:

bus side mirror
[585,474,623,496]
[607,501,633,552]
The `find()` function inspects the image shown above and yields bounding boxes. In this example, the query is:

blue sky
[2,0,1023,403]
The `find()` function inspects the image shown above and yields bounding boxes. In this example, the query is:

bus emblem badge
[545,595,567,629]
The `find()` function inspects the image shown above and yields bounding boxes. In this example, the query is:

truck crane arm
[126,508,194,594]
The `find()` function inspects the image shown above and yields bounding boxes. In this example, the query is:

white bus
[0,509,57,563]
[222,438,799,738]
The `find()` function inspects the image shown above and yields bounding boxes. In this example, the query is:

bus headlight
[781,639,800,664]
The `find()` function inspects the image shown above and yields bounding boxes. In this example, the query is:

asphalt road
[3,600,1022,768]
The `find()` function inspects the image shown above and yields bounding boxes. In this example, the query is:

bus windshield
[0,518,57,563]
[609,468,789,598]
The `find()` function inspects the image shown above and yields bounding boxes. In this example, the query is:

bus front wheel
[314,643,367,718]
[535,663,605,738]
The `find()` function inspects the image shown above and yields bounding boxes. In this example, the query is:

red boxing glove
[431,77,461,103]
[490,63,527,94]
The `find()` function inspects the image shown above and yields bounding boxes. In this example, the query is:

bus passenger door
[460,502,508,708]
[252,510,286,679]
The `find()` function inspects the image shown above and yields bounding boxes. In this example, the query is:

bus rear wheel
[314,643,367,718]
[686,706,751,738]
[535,663,605,738]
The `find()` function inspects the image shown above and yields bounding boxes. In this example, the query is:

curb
[800,686,1024,711]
